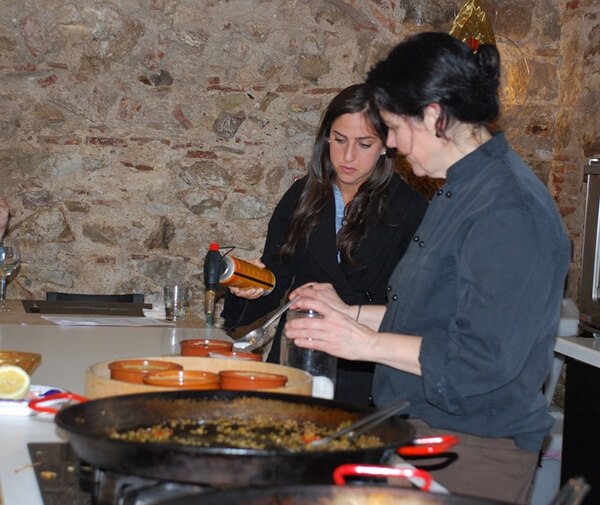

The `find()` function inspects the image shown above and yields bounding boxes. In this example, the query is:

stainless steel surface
[586,158,600,175]
[233,295,300,352]
[579,158,600,334]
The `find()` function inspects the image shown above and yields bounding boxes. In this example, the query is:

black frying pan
[48,390,415,487]
[160,484,514,505]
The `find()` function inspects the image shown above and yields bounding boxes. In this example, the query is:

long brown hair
[277,84,394,265]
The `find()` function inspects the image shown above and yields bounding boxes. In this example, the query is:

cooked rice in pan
[106,415,383,451]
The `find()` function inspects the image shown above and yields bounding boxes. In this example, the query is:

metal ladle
[306,400,410,449]
[232,295,300,352]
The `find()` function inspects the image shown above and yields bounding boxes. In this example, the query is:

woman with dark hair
[221,83,428,406]
[285,33,570,503]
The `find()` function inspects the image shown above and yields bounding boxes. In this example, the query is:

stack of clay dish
[219,370,287,391]
[108,359,183,384]
[180,339,233,357]
[143,370,219,390]
[207,350,262,361]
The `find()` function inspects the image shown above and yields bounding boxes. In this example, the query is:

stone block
[144,216,175,250]
[179,161,234,188]
[19,13,50,58]
[12,208,74,244]
[298,54,331,82]
[225,195,270,220]
[212,111,247,139]
[45,74,118,122]
[493,0,534,39]
[82,223,122,246]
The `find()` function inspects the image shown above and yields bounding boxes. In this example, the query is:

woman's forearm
[368,331,423,376]
[354,305,423,376]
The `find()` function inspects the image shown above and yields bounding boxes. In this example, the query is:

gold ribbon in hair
[449,0,496,51]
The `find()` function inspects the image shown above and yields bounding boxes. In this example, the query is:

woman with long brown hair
[221,83,427,405]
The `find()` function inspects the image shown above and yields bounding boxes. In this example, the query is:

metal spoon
[232,295,300,352]
[307,400,410,449]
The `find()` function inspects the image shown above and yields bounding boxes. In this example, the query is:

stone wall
[0,0,591,320]
[559,0,600,299]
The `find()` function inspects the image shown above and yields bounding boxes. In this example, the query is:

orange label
[221,256,275,292]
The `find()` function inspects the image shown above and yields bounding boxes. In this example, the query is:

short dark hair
[367,32,500,135]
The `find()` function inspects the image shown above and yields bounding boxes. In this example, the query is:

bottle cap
[209,243,220,251]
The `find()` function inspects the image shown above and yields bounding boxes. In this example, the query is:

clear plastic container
[281,309,337,399]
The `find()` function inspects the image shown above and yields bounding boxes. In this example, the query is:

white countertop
[0,414,64,505]
[0,316,230,505]
[554,335,600,368]
[0,324,230,395]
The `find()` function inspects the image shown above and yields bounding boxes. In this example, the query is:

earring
[435,132,441,138]
[326,138,330,144]
[381,150,387,156]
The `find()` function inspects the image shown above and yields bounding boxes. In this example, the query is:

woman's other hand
[0,198,9,238]
[227,258,267,300]
[290,282,352,316]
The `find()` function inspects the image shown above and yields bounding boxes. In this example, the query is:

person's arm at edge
[0,198,9,238]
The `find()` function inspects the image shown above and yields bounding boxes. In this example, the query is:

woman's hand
[0,198,9,238]
[227,258,267,300]
[284,297,376,362]
[289,283,353,317]
[285,289,422,375]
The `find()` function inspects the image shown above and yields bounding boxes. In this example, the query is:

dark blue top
[374,133,570,452]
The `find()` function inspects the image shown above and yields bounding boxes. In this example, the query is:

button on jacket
[374,133,570,451]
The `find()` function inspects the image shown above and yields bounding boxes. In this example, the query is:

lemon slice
[0,365,31,400]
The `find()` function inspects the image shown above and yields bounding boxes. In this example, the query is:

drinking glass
[0,238,20,312]
[163,285,189,322]
[281,309,337,399]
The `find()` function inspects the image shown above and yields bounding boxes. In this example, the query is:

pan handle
[29,392,89,414]
[333,464,433,492]
[397,435,459,456]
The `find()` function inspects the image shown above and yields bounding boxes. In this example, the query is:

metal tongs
[308,400,410,449]
[232,295,300,352]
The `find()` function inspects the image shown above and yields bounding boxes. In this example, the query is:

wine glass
[0,238,20,312]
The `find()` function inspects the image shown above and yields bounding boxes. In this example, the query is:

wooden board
[86,356,313,398]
